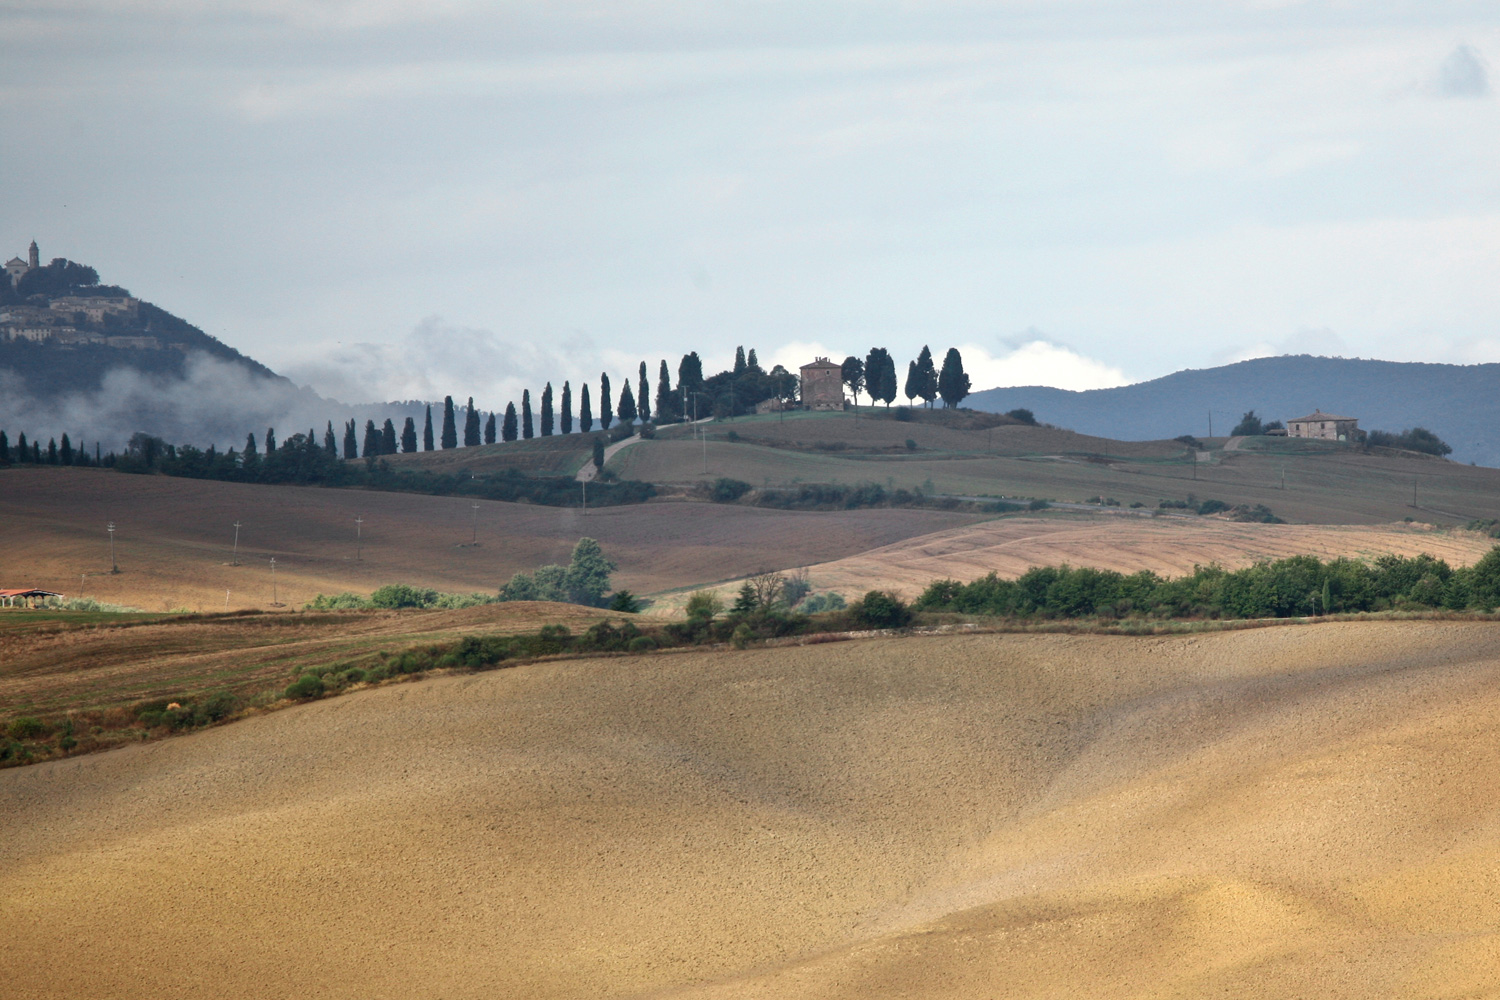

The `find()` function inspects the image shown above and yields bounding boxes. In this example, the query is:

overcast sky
[4,1,1498,406]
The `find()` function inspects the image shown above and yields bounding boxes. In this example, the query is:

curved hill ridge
[3,623,1499,997]
[970,355,1500,466]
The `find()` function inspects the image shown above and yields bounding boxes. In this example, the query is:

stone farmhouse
[799,357,846,410]
[1287,410,1360,442]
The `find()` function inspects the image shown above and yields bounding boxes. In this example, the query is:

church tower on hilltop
[28,240,38,269]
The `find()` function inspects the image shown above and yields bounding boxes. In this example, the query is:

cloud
[1218,326,1348,365]
[958,339,1130,392]
[1435,45,1489,99]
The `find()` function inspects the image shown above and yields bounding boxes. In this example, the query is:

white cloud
[959,339,1130,392]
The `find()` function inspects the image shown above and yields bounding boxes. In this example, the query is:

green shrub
[1027,499,1050,511]
[685,591,724,621]
[627,636,657,652]
[905,439,917,451]
[609,590,642,613]
[7,716,46,740]
[341,668,368,685]
[369,584,440,609]
[285,675,325,700]
[200,691,238,722]
[710,477,752,502]
[800,591,847,614]
[731,623,755,649]
[1197,499,1230,515]
[851,591,912,629]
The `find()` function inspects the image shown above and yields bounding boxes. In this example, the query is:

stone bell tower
[28,240,38,269]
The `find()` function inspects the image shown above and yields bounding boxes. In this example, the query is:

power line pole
[1208,411,1213,438]
[269,556,281,607]
[470,502,480,546]
[231,520,242,565]
[107,521,118,574]
[581,476,587,515]
[354,516,364,561]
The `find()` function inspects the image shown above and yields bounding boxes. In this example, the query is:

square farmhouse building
[800,357,846,410]
[1287,410,1359,442]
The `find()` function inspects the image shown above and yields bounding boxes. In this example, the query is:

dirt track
[5,622,1500,997]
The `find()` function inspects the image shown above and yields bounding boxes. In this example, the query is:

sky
[4,1,1499,408]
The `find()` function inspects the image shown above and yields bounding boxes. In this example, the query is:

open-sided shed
[0,588,64,608]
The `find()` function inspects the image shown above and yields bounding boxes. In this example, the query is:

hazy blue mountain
[968,355,1500,467]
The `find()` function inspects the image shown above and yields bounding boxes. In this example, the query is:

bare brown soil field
[0,601,614,719]
[775,515,1500,602]
[0,468,981,609]
[5,622,1500,997]
[378,432,590,476]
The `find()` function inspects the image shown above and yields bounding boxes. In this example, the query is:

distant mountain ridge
[968,355,1500,467]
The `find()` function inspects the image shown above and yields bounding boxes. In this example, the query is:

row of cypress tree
[838,345,972,410]
[0,430,100,466]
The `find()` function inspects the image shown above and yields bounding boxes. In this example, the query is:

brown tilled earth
[5,622,1500,998]
[0,468,981,609]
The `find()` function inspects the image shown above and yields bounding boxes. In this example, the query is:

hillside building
[1287,410,1359,442]
[4,241,37,286]
[800,357,846,410]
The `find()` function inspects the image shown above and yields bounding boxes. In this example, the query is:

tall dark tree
[60,433,73,465]
[343,420,357,459]
[324,421,336,455]
[16,432,29,462]
[914,345,938,407]
[618,380,637,425]
[580,384,593,433]
[401,416,418,453]
[484,413,496,444]
[31,442,40,463]
[600,373,613,430]
[522,390,534,439]
[265,427,276,453]
[904,359,920,405]
[423,405,435,451]
[463,397,480,446]
[441,396,458,449]
[0,430,9,464]
[592,436,606,471]
[937,348,971,409]
[362,420,380,458]
[864,347,891,407]
[382,418,398,454]
[733,346,747,376]
[678,352,704,396]
[561,381,573,434]
[541,383,555,436]
[841,356,866,407]
[747,348,761,373]
[656,360,678,423]
[502,402,518,442]
[637,362,651,423]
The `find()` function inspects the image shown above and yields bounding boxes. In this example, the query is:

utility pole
[225,589,231,612]
[354,516,364,561]
[1208,411,1213,438]
[470,502,480,546]
[1412,477,1418,508]
[1280,467,1286,491]
[269,556,280,607]
[107,521,118,574]
[231,520,242,565]
[581,476,587,515]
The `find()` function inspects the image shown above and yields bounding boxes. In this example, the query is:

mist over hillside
[969,355,1500,466]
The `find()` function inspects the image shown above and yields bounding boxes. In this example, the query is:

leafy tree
[1368,427,1453,457]
[685,590,723,620]
[904,359,920,404]
[679,352,704,396]
[60,433,73,465]
[592,436,605,470]
[938,347,971,408]
[243,431,257,459]
[502,402,518,442]
[865,347,895,407]
[1006,408,1036,425]
[522,389,534,439]
[618,380,637,425]
[441,396,458,449]
[580,384,593,433]
[841,356,865,407]
[852,590,912,628]
[401,417,417,453]
[541,382,554,436]
[15,258,100,298]
[382,418,397,455]
[484,413,496,444]
[656,360,679,422]
[362,420,380,458]
[1231,410,1264,436]
[565,537,616,606]
[264,427,276,453]
[561,381,573,434]
[638,362,651,423]
[464,397,481,446]
[325,421,338,456]
[600,373,613,430]
[423,404,435,451]
[343,420,357,459]
[914,345,938,407]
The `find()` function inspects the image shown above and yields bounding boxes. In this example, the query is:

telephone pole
[269,556,281,607]
[231,520,242,565]
[354,516,364,561]
[470,502,480,545]
[107,521,118,574]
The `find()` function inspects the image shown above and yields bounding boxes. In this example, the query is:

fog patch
[1436,45,1489,99]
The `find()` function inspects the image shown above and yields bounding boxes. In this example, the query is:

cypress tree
[363,420,380,457]
[915,345,938,407]
[325,421,337,455]
[541,383,555,436]
[401,416,417,453]
[484,412,496,444]
[343,419,358,459]
[47,437,58,464]
[14,432,25,462]
[656,360,677,423]
[382,418,398,454]
[904,359,919,405]
[502,402,518,442]
[637,362,651,423]
[423,405,435,451]
[439,396,457,449]
[244,431,258,457]
[561,381,573,434]
[60,433,73,465]
[580,384,593,433]
[618,381,637,425]
[747,348,761,372]
[678,352,704,395]
[522,390,534,439]
[600,373,613,430]
[265,427,276,453]
[464,397,481,446]
[31,442,40,463]
[0,430,9,463]
[937,347,971,408]
[733,346,747,375]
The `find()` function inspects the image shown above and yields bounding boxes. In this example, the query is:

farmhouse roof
[801,357,842,370]
[0,589,63,598]
[1289,410,1355,423]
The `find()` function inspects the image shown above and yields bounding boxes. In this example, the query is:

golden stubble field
[4,622,1500,998]
[0,468,982,610]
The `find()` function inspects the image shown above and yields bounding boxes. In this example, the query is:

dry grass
[6,622,1500,997]
[0,468,982,609]
[376,432,592,476]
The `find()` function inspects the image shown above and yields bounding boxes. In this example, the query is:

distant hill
[968,355,1500,467]
[0,255,425,450]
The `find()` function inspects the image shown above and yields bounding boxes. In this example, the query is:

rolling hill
[968,355,1500,466]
